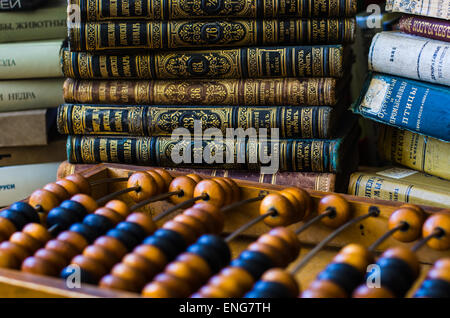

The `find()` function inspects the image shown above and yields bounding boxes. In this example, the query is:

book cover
[386,0,450,21]
[398,15,450,42]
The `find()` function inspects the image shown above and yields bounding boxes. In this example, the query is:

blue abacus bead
[0,209,28,230]
[143,229,186,261]
[106,228,139,251]
[413,279,450,298]
[60,265,96,285]
[251,281,295,298]
[116,221,147,242]
[69,223,97,243]
[196,234,231,265]
[317,263,362,295]
[186,242,223,273]
[60,200,87,221]
[230,250,274,280]
[377,257,415,298]
[82,214,114,235]
[46,207,79,234]
[9,202,40,223]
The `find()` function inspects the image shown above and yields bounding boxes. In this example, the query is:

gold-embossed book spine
[68,19,356,51]
[61,45,346,79]
[70,0,358,21]
[62,78,339,106]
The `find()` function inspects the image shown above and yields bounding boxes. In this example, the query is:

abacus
[0,163,447,298]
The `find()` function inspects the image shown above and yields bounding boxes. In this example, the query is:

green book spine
[61,45,346,79]
[70,0,358,21]
[57,103,342,139]
[68,19,356,51]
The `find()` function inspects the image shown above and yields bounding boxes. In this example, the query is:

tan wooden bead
[57,231,89,253]
[55,179,80,197]
[168,176,197,205]
[262,268,299,296]
[33,248,67,271]
[152,273,191,297]
[133,244,168,271]
[99,274,139,292]
[318,194,351,228]
[43,183,70,202]
[44,239,79,262]
[82,245,118,269]
[0,248,20,268]
[388,207,423,242]
[154,168,173,189]
[9,232,41,254]
[222,177,240,202]
[175,252,211,282]
[0,241,29,263]
[0,217,17,241]
[186,174,203,183]
[191,202,225,234]
[65,174,91,195]
[209,267,254,296]
[195,285,230,298]
[333,244,373,273]
[28,189,59,213]
[71,255,108,280]
[259,193,295,227]
[247,241,286,267]
[146,170,166,193]
[173,214,208,237]
[93,236,128,260]
[381,246,420,277]
[21,256,59,276]
[142,281,176,298]
[126,213,156,235]
[268,227,301,257]
[163,220,197,245]
[183,207,217,234]
[212,178,234,205]
[110,263,147,289]
[302,280,346,298]
[427,258,450,282]
[282,187,312,219]
[104,200,130,219]
[255,234,291,264]
[127,172,158,202]
[70,194,98,214]
[422,213,450,250]
[164,260,202,287]
[94,207,124,225]
[122,253,159,280]
[352,285,395,298]
[193,179,226,207]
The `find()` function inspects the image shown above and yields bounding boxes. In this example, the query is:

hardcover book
[398,15,450,42]
[0,139,66,167]
[386,0,450,21]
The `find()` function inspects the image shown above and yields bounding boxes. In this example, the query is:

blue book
[353,72,450,142]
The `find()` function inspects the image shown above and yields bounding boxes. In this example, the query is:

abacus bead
[122,253,159,280]
[127,171,158,202]
[194,285,230,298]
[400,204,424,215]
[279,189,305,221]
[192,202,224,234]
[99,274,138,292]
[94,207,123,225]
[45,239,79,262]
[193,179,226,207]
[46,208,79,232]
[55,179,80,197]
[146,170,166,193]
[428,266,450,283]
[282,187,312,219]
[70,194,98,213]
[163,220,197,245]
[104,200,130,219]
[381,246,420,277]
[212,267,254,294]
[333,244,373,273]
[0,217,17,239]
[422,213,450,250]
[261,269,299,296]
[352,285,395,298]
[183,208,216,234]
[0,210,27,231]
[134,244,167,271]
[186,173,203,183]
[43,183,70,202]
[116,222,148,241]
[267,227,301,257]
[9,202,40,223]
[69,223,97,243]
[60,198,89,219]
[82,245,118,269]
[173,214,208,237]
[212,178,233,205]
[231,251,273,280]
[222,177,240,202]
[106,229,139,251]
[196,234,231,267]
[60,266,96,285]
[57,231,89,253]
[22,223,51,245]
[33,248,67,270]
[154,168,173,189]
[94,236,128,260]
[247,241,286,267]
[142,281,176,298]
[125,213,156,235]
[28,189,59,214]
[175,252,211,281]
[318,194,351,228]
[153,273,191,297]
[71,255,108,280]
[255,234,291,264]
[65,174,91,195]
[168,176,197,205]
[302,280,347,298]
[9,232,41,254]
[0,249,20,268]
[388,207,423,242]
[259,193,295,227]
[21,256,59,276]
[0,241,29,262]
[110,263,146,288]
[82,214,114,234]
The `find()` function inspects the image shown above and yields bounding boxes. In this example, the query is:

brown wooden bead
[278,190,302,221]
[352,285,395,298]
[93,236,128,260]
[133,244,167,272]
[186,174,203,183]
[154,168,173,189]
[247,241,286,267]
[388,207,423,242]
[45,239,79,262]
[332,244,372,274]
[259,193,295,227]
[71,255,108,280]
[146,170,166,193]
[212,178,233,205]
[183,207,217,234]
[142,281,176,298]
[104,200,130,219]
[152,273,191,297]
[267,227,301,257]
[192,202,225,233]
[193,179,225,207]
[282,187,312,221]
[427,258,450,282]
[173,214,207,237]
[43,183,70,202]
[318,194,351,228]
[164,260,202,287]
[99,274,139,292]
[28,189,59,213]
[168,176,197,205]
[33,248,67,271]
[94,207,124,225]
[64,174,91,195]
[422,213,450,250]
[127,171,158,202]
[122,253,159,280]
[126,213,156,235]
[381,246,420,277]
[302,279,346,298]
[0,241,29,262]
[222,177,240,202]
[55,179,80,197]
[175,253,211,282]
[82,245,118,269]
[21,256,59,276]
[0,217,17,240]
[262,268,299,296]
[163,220,197,245]
[9,232,41,254]
[110,263,147,288]
[57,231,89,253]
[255,234,292,264]
[195,285,230,298]
[0,248,20,268]
[70,194,98,214]
[210,267,254,296]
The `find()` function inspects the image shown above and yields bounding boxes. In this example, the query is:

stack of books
[0,0,67,206]
[350,0,450,208]
[57,0,362,192]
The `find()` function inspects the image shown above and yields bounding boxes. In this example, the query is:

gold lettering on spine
[92,108,101,132]
[110,139,119,162]
[123,139,132,162]
[119,23,128,46]
[99,55,108,78]
[311,141,323,172]
[99,138,108,162]
[110,0,118,16]
[107,23,116,47]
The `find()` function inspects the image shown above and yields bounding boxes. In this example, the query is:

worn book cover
[386,0,450,20]
[0,139,66,167]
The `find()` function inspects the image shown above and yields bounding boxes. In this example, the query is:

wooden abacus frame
[0,163,447,298]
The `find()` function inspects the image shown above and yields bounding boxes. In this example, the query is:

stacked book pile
[0,0,67,206]
[350,0,450,208]
[57,0,362,192]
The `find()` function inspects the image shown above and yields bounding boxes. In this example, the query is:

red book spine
[398,15,450,43]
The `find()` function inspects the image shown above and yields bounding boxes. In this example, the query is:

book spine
[0,40,63,79]
[378,125,450,181]
[0,79,65,112]
[368,31,450,86]
[348,172,450,209]
[0,0,43,10]
[398,15,450,42]
[353,72,450,142]
[62,78,338,106]
[70,0,358,21]
[66,135,342,172]
[0,139,66,167]
[61,45,345,79]
[0,5,67,43]
[57,103,335,139]
[68,19,356,51]
[56,161,336,192]
[388,0,450,21]
[0,109,48,147]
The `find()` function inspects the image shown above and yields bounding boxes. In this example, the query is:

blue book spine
[353,72,450,142]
